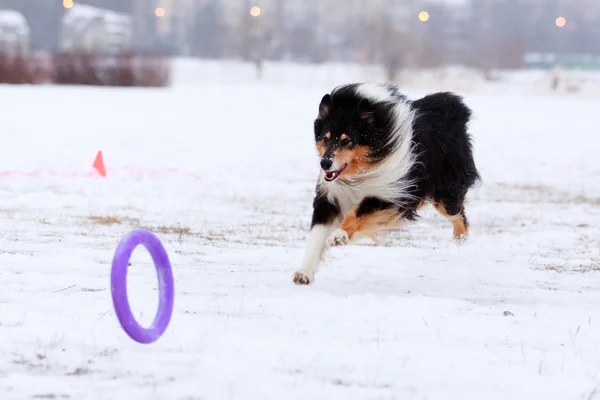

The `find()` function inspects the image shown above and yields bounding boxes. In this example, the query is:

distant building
[59,3,132,53]
[0,0,62,50]
[0,9,30,51]
[75,0,133,14]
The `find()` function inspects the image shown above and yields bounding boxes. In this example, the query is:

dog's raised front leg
[327,197,400,247]
[293,191,340,285]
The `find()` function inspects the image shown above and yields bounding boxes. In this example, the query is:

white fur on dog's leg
[293,224,333,286]
[327,228,349,247]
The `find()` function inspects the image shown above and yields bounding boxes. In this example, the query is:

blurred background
[1,4,600,398]
[0,0,599,91]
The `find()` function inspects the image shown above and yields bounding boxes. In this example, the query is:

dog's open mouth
[324,163,347,182]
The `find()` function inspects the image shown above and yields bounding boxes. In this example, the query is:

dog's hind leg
[433,189,469,243]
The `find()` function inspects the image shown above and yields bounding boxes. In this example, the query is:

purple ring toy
[110,228,174,344]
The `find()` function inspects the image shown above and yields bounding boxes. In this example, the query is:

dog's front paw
[327,229,349,247]
[293,270,313,285]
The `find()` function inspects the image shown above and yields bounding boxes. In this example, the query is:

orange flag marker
[93,150,106,177]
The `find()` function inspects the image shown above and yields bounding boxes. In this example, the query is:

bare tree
[236,7,268,79]
[191,1,228,58]
[466,0,527,77]
[363,12,412,82]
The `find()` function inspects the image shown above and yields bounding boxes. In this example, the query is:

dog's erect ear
[358,99,374,122]
[360,111,374,121]
[318,94,332,120]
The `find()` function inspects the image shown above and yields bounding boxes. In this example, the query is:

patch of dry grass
[493,183,600,205]
[140,225,192,242]
[541,263,600,273]
[149,225,191,236]
[86,215,140,226]
[84,215,197,242]
[66,367,90,376]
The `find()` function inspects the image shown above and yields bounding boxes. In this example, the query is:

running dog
[293,82,480,285]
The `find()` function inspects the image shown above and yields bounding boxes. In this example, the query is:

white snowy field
[172,58,600,97]
[0,82,599,400]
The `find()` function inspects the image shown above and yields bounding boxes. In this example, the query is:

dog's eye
[340,138,351,147]
[322,136,330,143]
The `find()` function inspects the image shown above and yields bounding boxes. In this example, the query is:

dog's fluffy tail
[411,92,481,189]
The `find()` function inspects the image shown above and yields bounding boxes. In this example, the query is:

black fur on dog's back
[402,92,481,220]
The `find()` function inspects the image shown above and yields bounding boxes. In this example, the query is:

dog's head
[313,86,388,183]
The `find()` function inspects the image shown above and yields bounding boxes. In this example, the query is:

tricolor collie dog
[293,83,480,285]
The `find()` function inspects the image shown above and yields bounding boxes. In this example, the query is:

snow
[1,73,600,399]
[172,58,600,97]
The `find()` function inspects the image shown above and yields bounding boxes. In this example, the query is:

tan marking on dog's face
[316,141,326,157]
[316,132,332,157]
[335,145,371,178]
[317,132,374,178]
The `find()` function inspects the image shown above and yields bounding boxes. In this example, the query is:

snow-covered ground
[173,58,600,97]
[1,80,599,399]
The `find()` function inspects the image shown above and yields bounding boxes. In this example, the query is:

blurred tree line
[0,0,598,77]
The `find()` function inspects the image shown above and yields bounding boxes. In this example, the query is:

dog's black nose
[320,158,333,171]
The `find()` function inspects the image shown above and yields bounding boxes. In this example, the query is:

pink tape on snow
[0,167,204,179]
